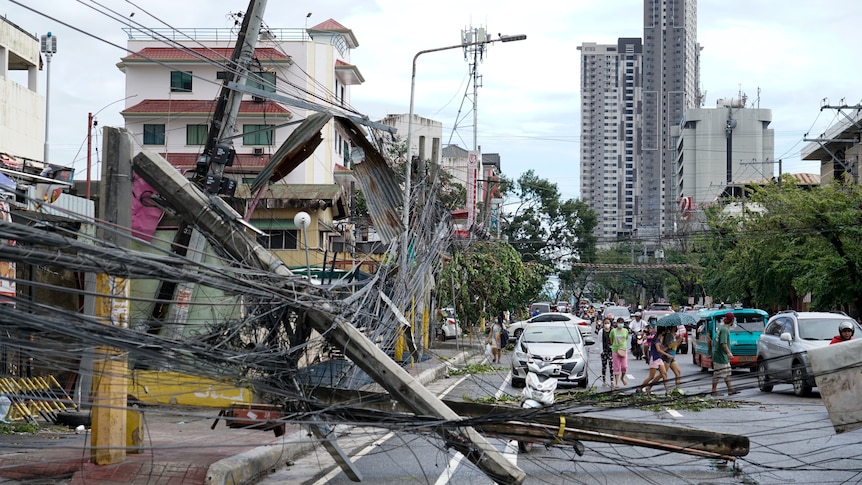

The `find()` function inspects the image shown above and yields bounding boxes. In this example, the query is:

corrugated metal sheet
[249,112,330,193]
[335,116,403,244]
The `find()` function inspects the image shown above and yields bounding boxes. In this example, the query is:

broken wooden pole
[306,386,750,458]
[132,150,526,484]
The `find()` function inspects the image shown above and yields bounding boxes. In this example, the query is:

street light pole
[40,32,57,164]
[402,34,526,268]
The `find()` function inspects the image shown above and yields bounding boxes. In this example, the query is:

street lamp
[402,33,526,267]
[294,211,311,282]
[40,32,57,164]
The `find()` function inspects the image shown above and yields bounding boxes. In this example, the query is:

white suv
[756,311,860,396]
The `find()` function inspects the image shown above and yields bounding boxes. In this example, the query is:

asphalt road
[259,335,862,484]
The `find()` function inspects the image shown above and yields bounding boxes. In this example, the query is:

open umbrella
[654,312,698,328]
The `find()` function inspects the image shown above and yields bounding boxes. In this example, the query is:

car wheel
[513,328,523,340]
[792,363,812,397]
[511,376,526,388]
[518,440,533,453]
[578,370,588,388]
[757,360,773,392]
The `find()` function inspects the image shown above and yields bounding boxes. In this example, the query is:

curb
[206,344,481,484]
[205,430,317,485]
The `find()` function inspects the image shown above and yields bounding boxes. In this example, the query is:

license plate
[737,355,755,362]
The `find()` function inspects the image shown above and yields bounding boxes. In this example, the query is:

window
[143,124,165,145]
[257,230,298,250]
[247,71,276,93]
[243,124,274,146]
[170,71,192,92]
[186,124,208,145]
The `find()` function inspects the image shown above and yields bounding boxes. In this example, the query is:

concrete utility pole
[90,127,133,465]
[133,150,526,485]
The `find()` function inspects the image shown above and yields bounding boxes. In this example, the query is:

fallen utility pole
[132,150,526,484]
[306,386,750,458]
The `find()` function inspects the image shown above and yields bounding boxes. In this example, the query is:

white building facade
[0,17,44,163]
[674,100,774,220]
[118,19,364,186]
[578,38,643,245]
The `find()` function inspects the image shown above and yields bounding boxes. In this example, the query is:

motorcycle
[518,360,585,456]
[631,331,645,361]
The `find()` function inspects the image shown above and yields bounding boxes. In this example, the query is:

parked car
[437,307,462,340]
[756,311,862,396]
[510,321,594,388]
[555,301,571,313]
[507,312,595,342]
[529,302,552,316]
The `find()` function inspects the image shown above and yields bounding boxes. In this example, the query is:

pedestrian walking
[638,326,672,395]
[711,312,739,396]
[609,317,630,388]
[599,318,613,386]
[487,318,503,364]
[662,328,683,394]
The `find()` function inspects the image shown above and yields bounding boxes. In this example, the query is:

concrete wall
[0,17,44,161]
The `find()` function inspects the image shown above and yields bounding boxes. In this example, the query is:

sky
[4,0,861,202]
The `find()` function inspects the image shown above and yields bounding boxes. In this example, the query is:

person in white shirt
[629,312,645,333]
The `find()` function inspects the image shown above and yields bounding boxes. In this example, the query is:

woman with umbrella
[653,313,698,395]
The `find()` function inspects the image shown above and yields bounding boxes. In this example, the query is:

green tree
[501,170,598,268]
[438,240,550,327]
[701,177,862,315]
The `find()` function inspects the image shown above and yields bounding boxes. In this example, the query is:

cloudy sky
[4,0,860,201]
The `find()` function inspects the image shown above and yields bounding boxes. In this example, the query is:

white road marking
[666,409,683,418]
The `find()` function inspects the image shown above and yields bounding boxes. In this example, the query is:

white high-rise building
[641,0,699,237]
[674,99,774,220]
[578,38,643,244]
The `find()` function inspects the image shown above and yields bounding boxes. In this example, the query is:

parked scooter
[518,360,586,456]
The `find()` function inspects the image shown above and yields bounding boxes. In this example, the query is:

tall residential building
[673,99,774,223]
[578,38,643,244]
[641,0,699,237]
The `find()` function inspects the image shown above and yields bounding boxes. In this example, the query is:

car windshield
[730,316,765,333]
[523,326,581,344]
[798,318,855,340]
[606,307,630,320]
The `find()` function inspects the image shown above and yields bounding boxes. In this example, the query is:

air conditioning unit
[252,95,265,103]
[253,148,264,155]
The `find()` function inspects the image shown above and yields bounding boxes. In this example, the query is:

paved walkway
[0,340,481,484]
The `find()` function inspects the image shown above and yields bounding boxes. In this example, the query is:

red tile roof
[309,19,349,31]
[123,47,291,62]
[122,99,290,115]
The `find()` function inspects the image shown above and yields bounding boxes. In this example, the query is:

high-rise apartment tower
[578,38,643,244]
[640,0,699,237]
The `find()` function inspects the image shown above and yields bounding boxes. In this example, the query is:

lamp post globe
[294,212,312,282]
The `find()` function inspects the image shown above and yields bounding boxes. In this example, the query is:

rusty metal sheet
[249,112,331,193]
[335,116,404,244]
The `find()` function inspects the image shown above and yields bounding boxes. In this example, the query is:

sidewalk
[0,340,481,485]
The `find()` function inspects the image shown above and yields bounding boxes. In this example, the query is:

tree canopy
[700,177,862,315]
